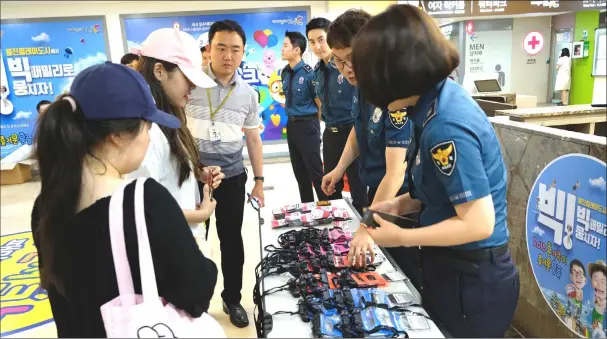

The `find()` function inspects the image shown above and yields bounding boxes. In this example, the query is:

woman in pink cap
[128,28,223,240]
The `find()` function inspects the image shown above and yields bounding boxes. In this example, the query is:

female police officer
[351,5,520,338]
[320,9,413,272]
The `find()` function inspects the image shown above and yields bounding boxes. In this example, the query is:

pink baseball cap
[131,28,216,89]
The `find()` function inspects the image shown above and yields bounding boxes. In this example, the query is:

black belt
[425,243,509,263]
[326,122,353,132]
[288,114,317,122]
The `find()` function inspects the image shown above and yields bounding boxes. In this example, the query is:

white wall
[593,76,606,104]
[0,1,327,63]
[510,16,552,103]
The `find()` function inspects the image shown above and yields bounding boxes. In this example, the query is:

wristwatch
[254,176,265,182]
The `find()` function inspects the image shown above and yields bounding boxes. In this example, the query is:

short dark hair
[326,9,371,49]
[306,17,331,36]
[561,47,570,57]
[285,31,307,56]
[120,53,139,65]
[352,5,459,108]
[36,100,52,113]
[570,259,585,275]
[209,20,246,47]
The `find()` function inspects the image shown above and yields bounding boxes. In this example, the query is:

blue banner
[0,18,109,160]
[526,154,607,338]
[123,9,308,142]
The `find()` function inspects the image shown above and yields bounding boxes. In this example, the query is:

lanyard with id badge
[205,83,235,144]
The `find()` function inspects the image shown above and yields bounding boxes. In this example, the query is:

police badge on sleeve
[389,110,408,129]
[372,107,383,123]
[430,141,456,176]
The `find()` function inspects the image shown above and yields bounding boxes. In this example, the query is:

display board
[0,17,110,161]
[121,8,309,142]
[398,1,605,17]
[526,154,607,338]
[592,28,606,76]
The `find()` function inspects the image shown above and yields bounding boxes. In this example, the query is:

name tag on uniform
[209,126,221,144]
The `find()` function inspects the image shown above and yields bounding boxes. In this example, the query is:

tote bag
[100,178,225,338]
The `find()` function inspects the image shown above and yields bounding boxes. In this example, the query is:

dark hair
[285,31,307,56]
[137,56,201,185]
[561,48,570,57]
[306,17,331,36]
[570,259,585,275]
[209,20,246,47]
[35,94,143,294]
[120,53,140,65]
[327,9,371,49]
[1,85,6,93]
[200,47,208,53]
[36,100,52,113]
[352,5,459,108]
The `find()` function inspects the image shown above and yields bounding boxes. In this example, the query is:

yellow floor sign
[0,232,54,337]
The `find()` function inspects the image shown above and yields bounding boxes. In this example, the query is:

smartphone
[361,209,417,229]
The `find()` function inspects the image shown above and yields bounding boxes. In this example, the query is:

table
[257,199,445,338]
[495,104,607,135]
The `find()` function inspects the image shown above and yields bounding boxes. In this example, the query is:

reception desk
[489,118,606,338]
[495,104,607,135]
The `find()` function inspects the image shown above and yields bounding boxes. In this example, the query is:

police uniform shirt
[352,87,411,189]
[281,60,317,116]
[407,78,509,250]
[313,60,355,127]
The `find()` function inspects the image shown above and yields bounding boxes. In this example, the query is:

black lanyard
[287,69,295,108]
[323,65,330,111]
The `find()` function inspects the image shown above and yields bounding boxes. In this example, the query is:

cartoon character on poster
[526,154,607,338]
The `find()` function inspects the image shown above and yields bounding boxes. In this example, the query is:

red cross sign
[523,31,544,56]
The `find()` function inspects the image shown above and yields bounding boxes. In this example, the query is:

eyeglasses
[330,56,352,70]
[571,271,585,278]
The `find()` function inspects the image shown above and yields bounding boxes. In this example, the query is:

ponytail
[35,95,87,294]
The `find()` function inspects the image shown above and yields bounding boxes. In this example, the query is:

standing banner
[0,17,110,160]
[527,154,607,338]
[122,8,309,142]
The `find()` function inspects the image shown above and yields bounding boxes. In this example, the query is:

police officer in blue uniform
[306,17,367,214]
[352,5,520,337]
[322,10,413,274]
[281,31,328,203]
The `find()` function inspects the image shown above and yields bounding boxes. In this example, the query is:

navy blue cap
[70,61,180,129]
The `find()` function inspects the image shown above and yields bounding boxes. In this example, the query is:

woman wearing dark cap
[352,4,519,337]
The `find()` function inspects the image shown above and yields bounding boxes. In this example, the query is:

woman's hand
[321,167,344,197]
[347,227,375,267]
[365,213,408,247]
[199,185,217,218]
[200,166,224,189]
[368,198,401,215]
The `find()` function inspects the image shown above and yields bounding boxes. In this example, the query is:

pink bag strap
[108,180,136,305]
[133,178,161,301]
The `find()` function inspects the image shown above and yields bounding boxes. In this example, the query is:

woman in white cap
[128,28,224,239]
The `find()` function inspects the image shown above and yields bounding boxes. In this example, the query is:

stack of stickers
[271,202,352,229]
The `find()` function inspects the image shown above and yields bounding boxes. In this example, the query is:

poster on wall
[122,8,309,142]
[0,17,109,161]
[464,24,512,92]
[526,154,607,338]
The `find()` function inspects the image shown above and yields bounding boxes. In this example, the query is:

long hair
[137,56,201,185]
[35,94,143,294]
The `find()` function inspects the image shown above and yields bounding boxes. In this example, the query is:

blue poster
[526,154,607,338]
[123,9,308,142]
[0,18,109,160]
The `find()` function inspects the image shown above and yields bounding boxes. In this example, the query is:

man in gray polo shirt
[186,19,264,328]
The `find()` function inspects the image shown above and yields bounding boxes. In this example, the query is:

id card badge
[209,126,221,144]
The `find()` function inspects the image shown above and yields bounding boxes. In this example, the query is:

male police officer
[281,31,328,203]
[307,18,367,214]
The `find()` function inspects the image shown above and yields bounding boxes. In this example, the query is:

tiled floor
[0,160,304,338]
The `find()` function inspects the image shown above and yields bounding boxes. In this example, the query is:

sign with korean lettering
[0,231,54,337]
[122,9,308,142]
[526,154,607,338]
[464,27,512,92]
[0,17,109,160]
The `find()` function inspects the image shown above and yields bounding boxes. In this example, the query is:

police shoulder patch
[423,100,437,127]
[430,140,456,176]
[303,64,313,73]
[388,109,408,129]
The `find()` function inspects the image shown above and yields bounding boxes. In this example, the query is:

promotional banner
[526,154,607,338]
[122,9,309,142]
[0,18,109,160]
[0,232,53,337]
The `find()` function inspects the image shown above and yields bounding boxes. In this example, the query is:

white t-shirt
[557,56,571,77]
[126,123,201,235]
